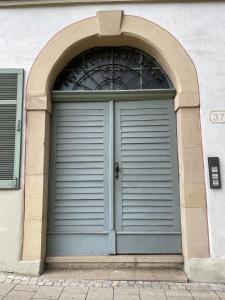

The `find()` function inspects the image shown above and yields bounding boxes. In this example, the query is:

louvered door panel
[115,100,181,254]
[47,102,115,255]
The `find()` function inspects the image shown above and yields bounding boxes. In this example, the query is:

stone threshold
[45,255,184,272]
[42,268,187,282]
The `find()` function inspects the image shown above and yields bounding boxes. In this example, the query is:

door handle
[114,162,120,179]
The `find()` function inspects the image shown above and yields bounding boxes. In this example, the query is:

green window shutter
[0,69,23,189]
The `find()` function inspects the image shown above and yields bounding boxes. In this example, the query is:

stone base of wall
[186,258,225,283]
[0,260,42,276]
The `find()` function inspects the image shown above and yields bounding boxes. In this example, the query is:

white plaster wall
[0,2,225,271]
[0,191,24,271]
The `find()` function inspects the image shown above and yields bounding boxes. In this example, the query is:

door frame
[22,12,209,276]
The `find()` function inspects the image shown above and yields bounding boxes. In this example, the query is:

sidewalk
[0,272,225,299]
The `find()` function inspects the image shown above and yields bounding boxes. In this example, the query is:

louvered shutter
[47,101,115,255]
[0,69,23,189]
[115,100,181,254]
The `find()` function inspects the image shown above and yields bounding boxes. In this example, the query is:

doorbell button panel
[208,157,222,189]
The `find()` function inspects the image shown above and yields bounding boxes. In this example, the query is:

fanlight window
[54,47,172,91]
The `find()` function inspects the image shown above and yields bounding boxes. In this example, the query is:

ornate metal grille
[53,47,172,91]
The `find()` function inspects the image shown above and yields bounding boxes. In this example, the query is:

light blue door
[47,97,181,255]
[115,100,181,253]
[47,102,115,255]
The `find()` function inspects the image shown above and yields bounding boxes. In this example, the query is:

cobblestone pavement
[0,272,225,299]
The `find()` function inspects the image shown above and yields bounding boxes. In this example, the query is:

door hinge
[17,120,21,131]
[114,162,120,179]
[15,177,18,188]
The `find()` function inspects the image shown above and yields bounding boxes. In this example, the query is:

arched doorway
[47,47,181,255]
[23,12,209,275]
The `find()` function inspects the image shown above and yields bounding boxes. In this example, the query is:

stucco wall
[0,2,225,272]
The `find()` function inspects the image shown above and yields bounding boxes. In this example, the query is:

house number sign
[209,111,225,123]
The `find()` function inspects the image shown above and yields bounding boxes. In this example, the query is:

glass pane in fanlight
[113,47,141,68]
[142,69,170,89]
[53,47,172,90]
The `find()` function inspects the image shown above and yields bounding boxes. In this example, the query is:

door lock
[114,162,120,179]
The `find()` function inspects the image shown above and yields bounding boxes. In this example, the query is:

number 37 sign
[209,111,225,123]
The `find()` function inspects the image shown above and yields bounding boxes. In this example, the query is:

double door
[47,98,181,255]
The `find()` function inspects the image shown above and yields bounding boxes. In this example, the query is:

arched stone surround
[23,11,209,275]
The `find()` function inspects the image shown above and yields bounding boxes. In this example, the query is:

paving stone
[191,290,220,299]
[0,283,15,296]
[173,283,186,290]
[13,284,39,292]
[216,291,225,299]
[59,294,87,300]
[14,276,23,280]
[169,285,179,290]
[140,288,165,295]
[165,289,192,296]
[85,282,94,287]
[4,290,35,300]
[33,286,63,299]
[140,294,166,300]
[188,285,206,291]
[159,282,169,289]
[114,295,140,300]
[59,287,88,300]
[114,287,139,295]
[76,283,86,288]
[112,281,120,287]
[210,284,219,290]
[118,281,129,288]
[94,281,102,287]
[20,281,30,285]
[30,279,38,283]
[12,279,21,284]
[86,287,113,300]
[60,283,69,287]
[216,285,225,291]
[128,281,136,287]
[54,282,63,287]
[37,282,46,286]
[4,279,14,284]
[102,281,112,288]
[165,289,193,299]
[167,297,192,300]
[140,288,166,300]
[135,281,144,288]
[22,277,29,280]
[62,287,88,294]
